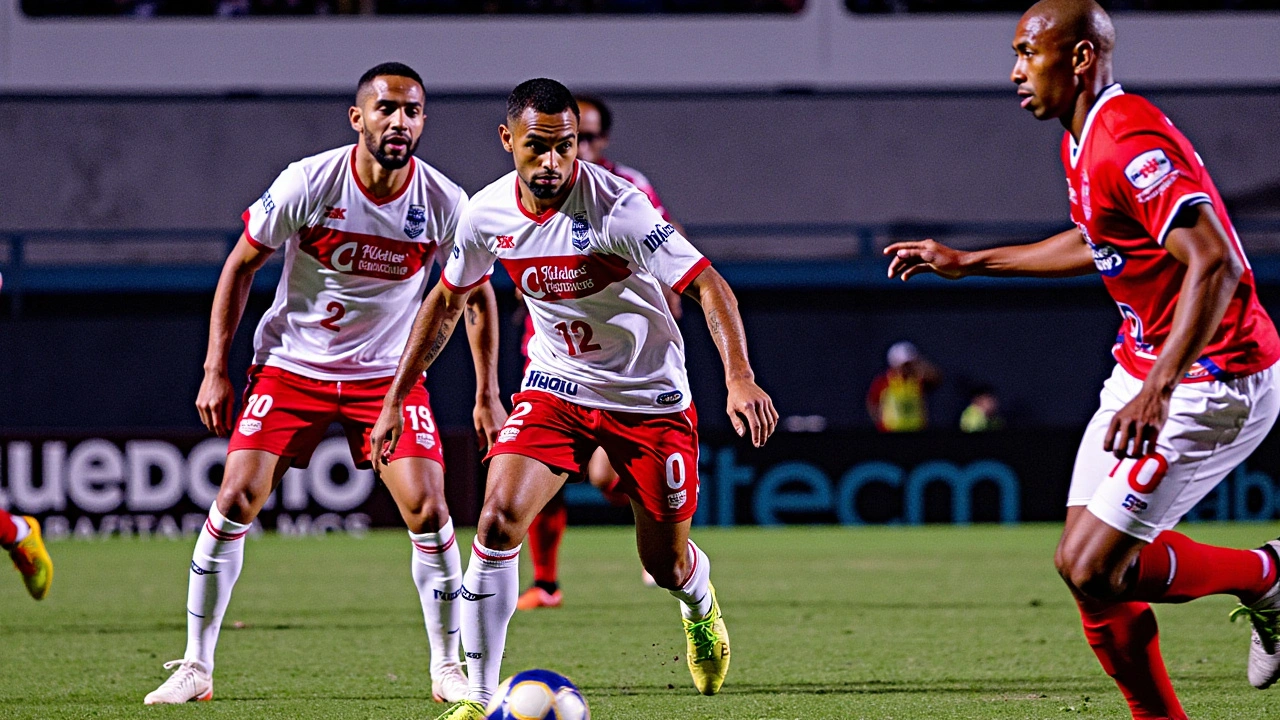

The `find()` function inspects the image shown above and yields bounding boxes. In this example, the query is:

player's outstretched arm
[371,281,468,470]
[1104,203,1244,459]
[682,267,779,448]
[462,281,507,451]
[884,227,1094,281]
[198,235,274,437]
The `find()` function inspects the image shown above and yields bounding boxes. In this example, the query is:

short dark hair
[356,62,424,103]
[507,78,579,124]
[574,94,612,137]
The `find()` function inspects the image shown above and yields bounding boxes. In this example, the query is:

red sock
[0,509,16,547]
[1078,600,1187,720]
[1130,531,1275,604]
[528,493,567,587]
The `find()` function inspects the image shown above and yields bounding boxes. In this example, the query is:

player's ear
[499,124,514,154]
[349,105,363,133]
[1072,39,1096,76]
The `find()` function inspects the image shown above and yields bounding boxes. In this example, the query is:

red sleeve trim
[240,209,270,250]
[672,257,711,293]
[441,274,490,293]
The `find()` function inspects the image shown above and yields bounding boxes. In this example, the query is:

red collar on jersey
[515,160,580,225]
[350,146,416,207]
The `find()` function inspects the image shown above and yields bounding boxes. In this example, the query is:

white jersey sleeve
[242,162,313,251]
[602,191,709,292]
[441,205,498,292]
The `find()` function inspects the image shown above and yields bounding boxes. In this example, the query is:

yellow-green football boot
[8,516,52,600]
[433,699,486,720]
[683,582,730,695]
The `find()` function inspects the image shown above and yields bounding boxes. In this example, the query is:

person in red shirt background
[886,1,1280,716]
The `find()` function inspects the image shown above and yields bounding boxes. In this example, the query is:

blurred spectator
[960,385,1004,433]
[866,341,940,432]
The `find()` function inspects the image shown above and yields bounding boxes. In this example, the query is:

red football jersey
[1063,84,1280,383]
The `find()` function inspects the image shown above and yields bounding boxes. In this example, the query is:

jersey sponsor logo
[656,391,684,406]
[1068,183,1078,206]
[1125,149,1174,190]
[432,588,462,601]
[571,212,591,251]
[415,432,436,450]
[1091,243,1126,277]
[190,561,220,576]
[325,206,346,220]
[496,235,516,249]
[238,419,263,436]
[1081,171,1092,221]
[501,253,631,301]
[498,427,520,443]
[403,204,426,239]
[260,190,275,214]
[642,222,677,253]
[524,369,580,397]
[1116,302,1154,353]
[298,227,432,281]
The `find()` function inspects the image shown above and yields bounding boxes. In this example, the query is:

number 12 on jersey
[553,320,602,357]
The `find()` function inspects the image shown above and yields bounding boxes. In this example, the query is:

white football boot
[143,660,213,704]
[1230,540,1280,689]
[431,661,469,703]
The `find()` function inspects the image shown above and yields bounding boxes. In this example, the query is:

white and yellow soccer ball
[484,669,589,720]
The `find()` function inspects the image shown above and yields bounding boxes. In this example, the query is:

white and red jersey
[443,160,710,413]
[1064,84,1280,382]
[241,145,470,381]
[598,158,671,222]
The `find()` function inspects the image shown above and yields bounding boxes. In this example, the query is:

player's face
[502,108,578,200]
[352,76,425,170]
[576,103,609,163]
[1010,16,1076,121]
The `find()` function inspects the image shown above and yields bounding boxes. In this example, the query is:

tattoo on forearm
[422,319,455,368]
[466,307,478,327]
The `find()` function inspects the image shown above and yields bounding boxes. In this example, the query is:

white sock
[10,515,30,544]
[183,503,249,674]
[669,540,713,621]
[460,541,521,704]
[409,519,463,677]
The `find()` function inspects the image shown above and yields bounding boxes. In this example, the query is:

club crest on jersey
[1091,243,1126,277]
[571,212,591,251]
[404,205,426,239]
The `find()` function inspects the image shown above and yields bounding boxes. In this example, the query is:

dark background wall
[3,89,1279,237]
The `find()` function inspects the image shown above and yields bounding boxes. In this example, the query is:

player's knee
[1059,555,1125,600]
[215,488,262,525]
[640,553,688,590]
[475,505,523,550]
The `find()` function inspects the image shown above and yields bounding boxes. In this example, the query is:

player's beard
[365,129,418,171]
[527,173,563,200]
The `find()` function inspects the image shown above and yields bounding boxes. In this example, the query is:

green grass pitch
[2,523,1278,719]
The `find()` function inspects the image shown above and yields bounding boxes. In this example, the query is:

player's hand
[473,393,508,453]
[727,378,778,448]
[196,369,236,437]
[370,402,405,475]
[1104,384,1171,459]
[884,240,968,281]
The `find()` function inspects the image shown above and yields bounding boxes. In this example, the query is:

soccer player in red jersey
[516,94,683,611]
[144,63,506,707]
[887,2,1280,716]
[1,508,52,600]
[372,79,776,718]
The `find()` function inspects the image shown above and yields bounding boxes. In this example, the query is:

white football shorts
[1068,362,1280,542]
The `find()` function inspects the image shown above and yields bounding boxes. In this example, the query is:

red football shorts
[486,390,700,523]
[227,365,444,470]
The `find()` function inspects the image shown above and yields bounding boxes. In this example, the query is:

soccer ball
[484,669,590,720]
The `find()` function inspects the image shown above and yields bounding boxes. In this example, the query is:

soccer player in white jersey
[371,79,778,719]
[144,63,506,707]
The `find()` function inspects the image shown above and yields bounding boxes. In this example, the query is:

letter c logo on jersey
[521,266,545,299]
[1091,243,1126,277]
[1127,453,1169,494]
[332,241,359,273]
